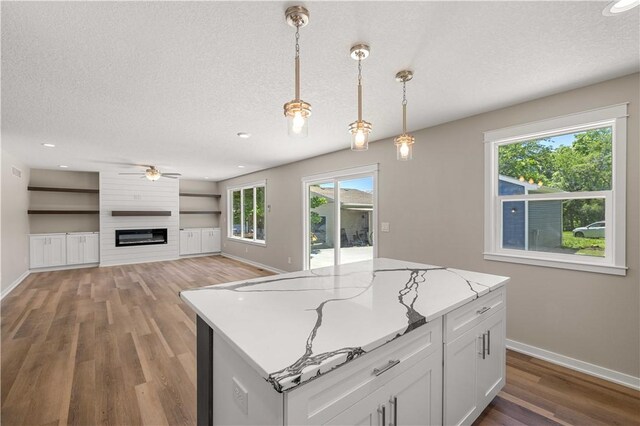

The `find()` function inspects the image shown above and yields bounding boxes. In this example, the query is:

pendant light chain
[402,80,407,133]
[294,23,300,59]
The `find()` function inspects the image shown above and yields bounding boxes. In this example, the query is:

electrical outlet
[232,377,248,415]
[287,257,292,264]
[381,222,390,232]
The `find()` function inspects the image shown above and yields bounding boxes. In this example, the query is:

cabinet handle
[389,396,398,426]
[373,359,400,376]
[477,306,490,315]
[487,329,491,356]
[377,405,386,426]
[481,333,486,359]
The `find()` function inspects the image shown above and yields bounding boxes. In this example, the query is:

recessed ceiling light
[238,165,245,168]
[237,132,251,139]
[41,143,56,148]
[603,0,639,15]
[58,165,69,168]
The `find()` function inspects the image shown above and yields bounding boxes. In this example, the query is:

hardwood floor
[2,256,638,425]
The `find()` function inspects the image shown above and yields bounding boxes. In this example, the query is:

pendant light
[283,6,311,138]
[394,70,415,160]
[349,44,371,151]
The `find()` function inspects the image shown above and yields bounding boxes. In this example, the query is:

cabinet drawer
[286,317,442,425]
[444,286,505,343]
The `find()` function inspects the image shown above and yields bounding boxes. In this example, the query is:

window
[228,181,266,244]
[484,104,627,275]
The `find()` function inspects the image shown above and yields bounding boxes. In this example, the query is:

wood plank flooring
[2,255,639,425]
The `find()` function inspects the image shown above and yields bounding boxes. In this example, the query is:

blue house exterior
[499,176,563,252]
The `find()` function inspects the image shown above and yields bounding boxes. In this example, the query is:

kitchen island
[180,258,509,425]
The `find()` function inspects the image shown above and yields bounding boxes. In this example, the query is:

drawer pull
[487,329,491,355]
[373,359,400,376]
[476,306,490,315]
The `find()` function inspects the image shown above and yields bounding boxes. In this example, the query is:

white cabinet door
[66,234,83,265]
[180,230,191,255]
[29,236,48,268]
[444,325,480,426]
[190,230,202,254]
[387,351,443,426]
[83,234,100,263]
[477,309,506,408]
[324,387,386,426]
[180,230,203,255]
[201,228,221,253]
[48,235,66,266]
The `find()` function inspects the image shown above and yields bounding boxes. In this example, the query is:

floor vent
[11,166,22,178]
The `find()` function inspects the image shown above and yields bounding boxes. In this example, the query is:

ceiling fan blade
[161,173,182,176]
[119,173,145,175]
[162,175,178,179]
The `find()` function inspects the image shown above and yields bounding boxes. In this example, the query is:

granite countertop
[180,258,509,393]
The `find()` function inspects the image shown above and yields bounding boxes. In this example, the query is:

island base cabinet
[326,351,443,426]
[444,307,506,426]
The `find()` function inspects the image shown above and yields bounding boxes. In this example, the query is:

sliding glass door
[304,166,377,270]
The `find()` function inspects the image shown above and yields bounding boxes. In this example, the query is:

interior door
[305,171,376,270]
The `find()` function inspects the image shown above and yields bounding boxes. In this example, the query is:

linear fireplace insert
[115,228,168,247]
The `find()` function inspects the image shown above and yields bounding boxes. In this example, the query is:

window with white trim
[228,181,266,244]
[484,104,627,275]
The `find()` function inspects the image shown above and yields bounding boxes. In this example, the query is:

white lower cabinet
[29,234,67,268]
[66,233,99,265]
[325,350,443,426]
[180,230,201,255]
[180,228,220,255]
[444,301,506,426]
[201,228,221,253]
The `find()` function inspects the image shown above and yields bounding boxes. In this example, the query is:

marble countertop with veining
[180,258,509,393]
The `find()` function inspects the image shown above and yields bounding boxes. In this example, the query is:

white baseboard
[1,270,30,300]
[179,252,221,259]
[506,339,640,391]
[29,263,99,273]
[221,253,287,274]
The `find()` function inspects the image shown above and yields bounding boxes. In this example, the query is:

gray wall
[220,73,639,378]
[1,149,30,293]
[179,179,220,229]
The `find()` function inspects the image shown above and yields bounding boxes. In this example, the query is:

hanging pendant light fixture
[283,6,311,138]
[394,70,415,160]
[349,44,371,151]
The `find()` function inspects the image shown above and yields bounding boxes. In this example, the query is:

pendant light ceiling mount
[394,69,415,161]
[284,5,311,138]
[285,6,309,28]
[349,43,372,152]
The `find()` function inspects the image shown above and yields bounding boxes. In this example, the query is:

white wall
[99,173,179,266]
[219,73,640,379]
[1,149,30,295]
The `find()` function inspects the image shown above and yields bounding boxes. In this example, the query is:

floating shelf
[28,186,99,194]
[112,211,172,217]
[179,193,221,198]
[28,210,99,215]
[179,211,221,214]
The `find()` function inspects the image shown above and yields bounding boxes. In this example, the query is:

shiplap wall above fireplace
[99,173,179,266]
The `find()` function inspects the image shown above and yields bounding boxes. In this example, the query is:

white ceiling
[2,1,638,180]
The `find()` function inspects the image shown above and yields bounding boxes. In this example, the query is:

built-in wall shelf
[179,193,221,198]
[179,211,222,214]
[28,210,99,215]
[111,210,172,217]
[28,186,99,194]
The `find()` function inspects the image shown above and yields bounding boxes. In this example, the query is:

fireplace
[115,228,168,247]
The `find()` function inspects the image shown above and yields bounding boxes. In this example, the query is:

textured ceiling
[2,1,638,180]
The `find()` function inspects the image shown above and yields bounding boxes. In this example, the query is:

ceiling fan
[118,165,181,181]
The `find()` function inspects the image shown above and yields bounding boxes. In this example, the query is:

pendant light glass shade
[283,6,311,138]
[394,70,415,161]
[349,44,371,151]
